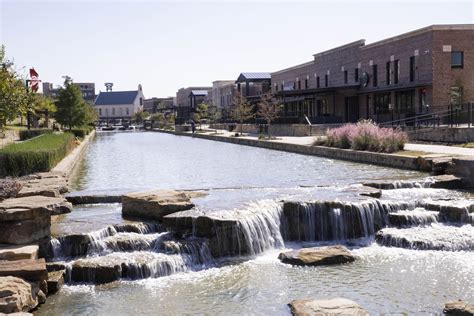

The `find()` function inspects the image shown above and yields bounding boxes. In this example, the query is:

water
[71,132,423,192]
[39,132,474,314]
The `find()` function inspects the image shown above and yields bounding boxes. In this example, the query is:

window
[374,92,391,114]
[275,84,278,92]
[395,90,415,113]
[139,97,143,106]
[316,76,320,88]
[386,61,391,85]
[354,68,359,83]
[112,108,115,115]
[394,60,400,84]
[410,56,416,82]
[344,71,348,84]
[99,108,102,116]
[298,80,301,90]
[126,108,129,115]
[451,51,463,68]
[372,65,378,87]
[325,74,328,87]
[281,84,284,91]
[305,78,309,89]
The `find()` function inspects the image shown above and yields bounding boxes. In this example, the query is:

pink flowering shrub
[325,120,407,153]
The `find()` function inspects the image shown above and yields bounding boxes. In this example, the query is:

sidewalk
[195,127,474,157]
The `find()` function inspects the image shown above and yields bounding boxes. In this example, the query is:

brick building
[272,24,473,124]
[42,82,96,102]
[175,86,211,123]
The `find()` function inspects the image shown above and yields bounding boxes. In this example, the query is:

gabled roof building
[94,84,145,119]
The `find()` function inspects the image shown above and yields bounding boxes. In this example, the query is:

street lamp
[388,103,394,126]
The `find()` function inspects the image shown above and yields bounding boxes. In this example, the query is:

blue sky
[1,0,473,98]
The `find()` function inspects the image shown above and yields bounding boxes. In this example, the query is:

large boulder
[288,298,369,316]
[122,190,203,221]
[0,277,39,313]
[71,259,122,284]
[443,299,474,315]
[0,259,48,283]
[0,216,50,245]
[0,245,38,261]
[278,245,355,266]
[0,195,72,216]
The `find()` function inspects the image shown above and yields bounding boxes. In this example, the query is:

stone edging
[153,129,421,170]
[52,130,96,180]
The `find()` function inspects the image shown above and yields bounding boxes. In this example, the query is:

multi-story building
[94,84,145,120]
[272,24,473,124]
[210,80,236,118]
[235,72,271,103]
[42,82,96,102]
[175,86,212,123]
[143,97,175,114]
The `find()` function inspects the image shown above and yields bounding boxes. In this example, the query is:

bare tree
[230,92,254,135]
[257,91,282,139]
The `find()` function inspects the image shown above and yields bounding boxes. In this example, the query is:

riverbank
[0,130,96,314]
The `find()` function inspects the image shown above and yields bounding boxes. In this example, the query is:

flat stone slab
[47,270,65,294]
[444,299,474,315]
[65,194,122,205]
[279,245,355,266]
[0,245,38,261]
[0,259,48,282]
[0,196,72,218]
[429,174,463,190]
[288,298,369,316]
[0,276,39,313]
[122,190,205,221]
[0,216,50,245]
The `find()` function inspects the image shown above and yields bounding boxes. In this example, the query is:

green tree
[208,105,221,133]
[0,46,30,131]
[194,103,209,130]
[257,91,282,139]
[230,92,254,135]
[150,112,165,128]
[54,76,88,130]
[32,94,56,128]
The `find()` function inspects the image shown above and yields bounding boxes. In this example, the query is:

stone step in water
[281,199,408,242]
[161,238,214,266]
[69,251,189,284]
[0,245,39,261]
[375,224,474,251]
[163,200,284,258]
[44,223,162,259]
[388,209,439,228]
[362,175,463,190]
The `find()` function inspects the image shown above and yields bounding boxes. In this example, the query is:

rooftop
[94,90,139,105]
[236,72,271,82]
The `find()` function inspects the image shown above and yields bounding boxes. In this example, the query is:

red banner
[29,68,39,92]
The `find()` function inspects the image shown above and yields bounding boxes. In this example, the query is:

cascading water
[388,208,439,228]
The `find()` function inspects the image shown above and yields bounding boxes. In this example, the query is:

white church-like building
[94,84,145,119]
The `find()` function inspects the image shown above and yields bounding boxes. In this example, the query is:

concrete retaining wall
[52,130,96,180]
[209,123,342,137]
[409,127,474,143]
[154,130,421,170]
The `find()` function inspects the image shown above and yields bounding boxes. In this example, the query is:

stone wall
[0,129,19,149]
[409,127,474,143]
[209,123,338,136]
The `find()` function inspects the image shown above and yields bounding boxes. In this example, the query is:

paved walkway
[196,127,474,157]
[404,143,474,157]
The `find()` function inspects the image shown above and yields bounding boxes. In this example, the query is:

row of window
[276,50,464,91]
[98,107,130,116]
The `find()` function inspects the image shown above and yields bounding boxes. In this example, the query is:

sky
[1,0,473,98]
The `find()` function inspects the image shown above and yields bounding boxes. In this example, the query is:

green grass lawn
[456,142,474,148]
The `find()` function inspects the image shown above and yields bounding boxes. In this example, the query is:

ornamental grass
[326,120,407,153]
[0,133,76,176]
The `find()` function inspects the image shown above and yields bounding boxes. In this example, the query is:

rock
[0,259,48,282]
[46,262,67,273]
[0,276,39,313]
[18,174,68,195]
[444,299,474,315]
[0,195,72,216]
[0,245,38,261]
[71,259,122,284]
[65,194,122,205]
[356,186,382,198]
[278,245,355,266]
[47,270,65,294]
[122,190,201,221]
[430,175,463,190]
[421,200,473,223]
[388,209,439,227]
[16,188,61,198]
[0,216,50,245]
[451,157,474,188]
[288,298,369,316]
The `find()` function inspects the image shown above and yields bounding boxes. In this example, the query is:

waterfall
[208,200,284,257]
[388,208,439,228]
[161,239,214,267]
[376,224,474,251]
[281,200,405,242]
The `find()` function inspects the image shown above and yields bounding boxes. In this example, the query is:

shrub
[325,120,407,153]
[70,126,94,139]
[19,129,53,140]
[0,133,76,176]
[0,178,22,201]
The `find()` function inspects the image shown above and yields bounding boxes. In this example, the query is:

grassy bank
[0,133,76,176]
